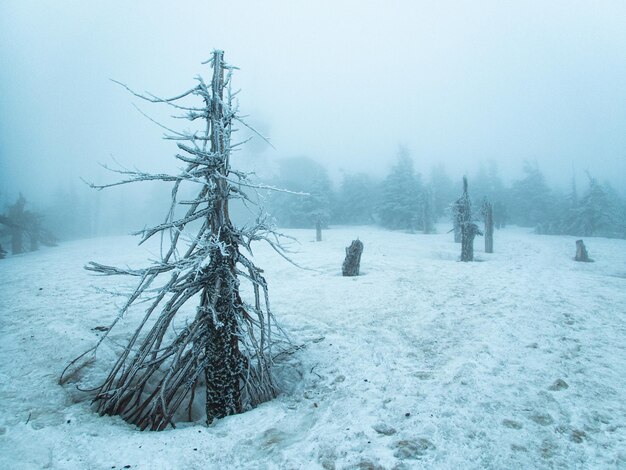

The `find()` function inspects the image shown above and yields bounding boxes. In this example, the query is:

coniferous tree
[268,157,333,228]
[492,201,508,229]
[7,194,27,254]
[510,161,552,229]
[335,172,377,224]
[569,173,612,236]
[560,174,580,235]
[429,163,456,219]
[473,160,505,203]
[601,181,626,238]
[378,149,420,230]
[421,186,435,234]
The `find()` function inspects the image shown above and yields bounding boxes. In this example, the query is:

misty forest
[1,2,626,469]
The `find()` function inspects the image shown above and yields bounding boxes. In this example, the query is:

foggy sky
[1,0,625,206]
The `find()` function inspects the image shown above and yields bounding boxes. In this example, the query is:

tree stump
[575,239,592,262]
[342,239,363,276]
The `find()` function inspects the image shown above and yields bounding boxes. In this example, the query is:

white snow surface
[1,225,625,469]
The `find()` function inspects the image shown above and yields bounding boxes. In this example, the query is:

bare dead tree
[0,194,53,254]
[342,239,363,276]
[66,51,292,431]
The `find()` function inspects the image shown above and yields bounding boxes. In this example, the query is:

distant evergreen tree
[472,160,505,203]
[569,174,579,209]
[268,157,333,228]
[492,201,508,229]
[420,186,435,234]
[560,174,581,235]
[472,161,508,228]
[568,173,612,236]
[429,163,456,219]
[7,194,27,254]
[378,149,421,230]
[601,181,626,238]
[510,162,553,229]
[46,183,97,240]
[335,172,377,224]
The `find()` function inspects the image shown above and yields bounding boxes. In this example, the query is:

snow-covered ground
[1,225,625,469]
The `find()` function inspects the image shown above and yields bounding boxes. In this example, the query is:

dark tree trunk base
[342,239,363,276]
[575,239,592,262]
[461,223,482,262]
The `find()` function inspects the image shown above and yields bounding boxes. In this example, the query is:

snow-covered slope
[1,226,625,469]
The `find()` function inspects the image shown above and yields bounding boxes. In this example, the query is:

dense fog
[3,5,626,466]
[1,1,625,242]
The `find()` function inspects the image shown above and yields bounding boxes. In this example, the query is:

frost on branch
[65,51,289,431]
[453,177,482,262]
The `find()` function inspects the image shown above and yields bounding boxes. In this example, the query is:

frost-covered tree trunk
[316,215,322,242]
[201,51,243,421]
[483,200,493,254]
[456,177,482,262]
[68,51,286,431]
[342,239,363,276]
[461,224,481,261]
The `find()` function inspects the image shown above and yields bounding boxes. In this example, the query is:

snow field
[0,225,625,469]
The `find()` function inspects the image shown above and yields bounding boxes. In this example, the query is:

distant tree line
[1,179,174,245]
[264,154,626,239]
[5,153,624,247]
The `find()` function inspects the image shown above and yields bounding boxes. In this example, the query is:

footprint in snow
[502,419,523,430]
[393,438,435,460]
[529,413,554,426]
